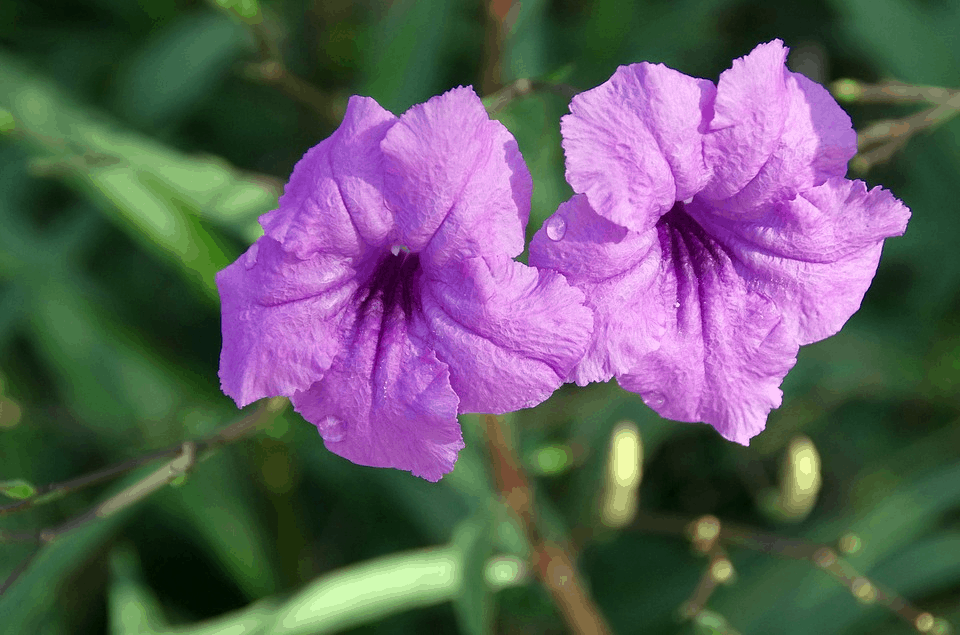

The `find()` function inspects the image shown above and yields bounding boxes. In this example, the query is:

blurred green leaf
[28,280,186,435]
[0,49,279,299]
[827,0,960,84]
[451,509,498,635]
[111,10,252,128]
[0,471,149,634]
[361,0,468,113]
[210,0,262,24]
[267,545,464,635]
[0,107,13,134]
[152,451,284,600]
[108,544,169,635]
[869,532,960,597]
[0,478,37,500]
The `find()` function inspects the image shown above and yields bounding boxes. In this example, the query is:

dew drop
[317,415,346,442]
[646,392,666,408]
[545,215,566,241]
[243,242,260,269]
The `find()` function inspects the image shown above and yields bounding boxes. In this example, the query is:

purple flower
[529,40,911,444]
[217,87,593,481]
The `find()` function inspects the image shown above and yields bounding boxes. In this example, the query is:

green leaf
[0,471,151,633]
[108,544,169,635]
[152,451,283,600]
[267,546,464,635]
[360,0,466,113]
[450,510,498,635]
[0,107,13,134]
[0,50,279,299]
[212,0,262,23]
[110,11,252,128]
[0,479,36,500]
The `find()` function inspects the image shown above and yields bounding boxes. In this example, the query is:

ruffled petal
[259,95,397,259]
[529,195,664,385]
[617,208,801,444]
[292,312,463,482]
[706,66,856,212]
[217,237,357,407]
[382,86,531,267]
[691,178,910,345]
[420,254,593,413]
[701,40,791,203]
[561,63,715,232]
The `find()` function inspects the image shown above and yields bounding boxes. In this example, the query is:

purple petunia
[217,87,593,481]
[529,40,911,444]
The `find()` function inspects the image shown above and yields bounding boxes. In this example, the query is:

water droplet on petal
[243,242,260,269]
[545,215,566,241]
[646,392,666,408]
[317,415,346,442]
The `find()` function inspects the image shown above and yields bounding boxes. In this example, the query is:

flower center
[356,249,422,323]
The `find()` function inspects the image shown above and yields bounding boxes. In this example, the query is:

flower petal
[529,194,664,384]
[691,178,910,345]
[617,208,800,444]
[260,95,397,259]
[382,86,531,267]
[701,40,791,203]
[292,312,463,482]
[707,67,856,212]
[217,237,357,407]
[561,62,715,232]
[420,254,593,413]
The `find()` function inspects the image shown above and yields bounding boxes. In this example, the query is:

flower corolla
[218,87,593,480]
[530,40,911,443]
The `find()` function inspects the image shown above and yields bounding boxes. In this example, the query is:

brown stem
[482,414,613,635]
[481,0,513,95]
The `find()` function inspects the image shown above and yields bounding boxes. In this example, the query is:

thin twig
[239,15,344,125]
[0,397,287,517]
[0,398,287,596]
[634,512,949,633]
[833,79,960,106]
[832,79,960,173]
[482,414,612,635]
[484,78,581,115]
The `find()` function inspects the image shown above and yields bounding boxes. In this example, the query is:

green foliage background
[1,0,959,633]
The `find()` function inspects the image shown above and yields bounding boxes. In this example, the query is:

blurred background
[1,0,959,633]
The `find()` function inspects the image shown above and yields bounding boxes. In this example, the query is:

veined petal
[260,95,397,259]
[382,86,531,267]
[618,207,800,445]
[701,40,791,203]
[692,178,910,345]
[529,195,664,384]
[218,238,357,407]
[292,312,463,482]
[562,63,715,232]
[421,254,593,413]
